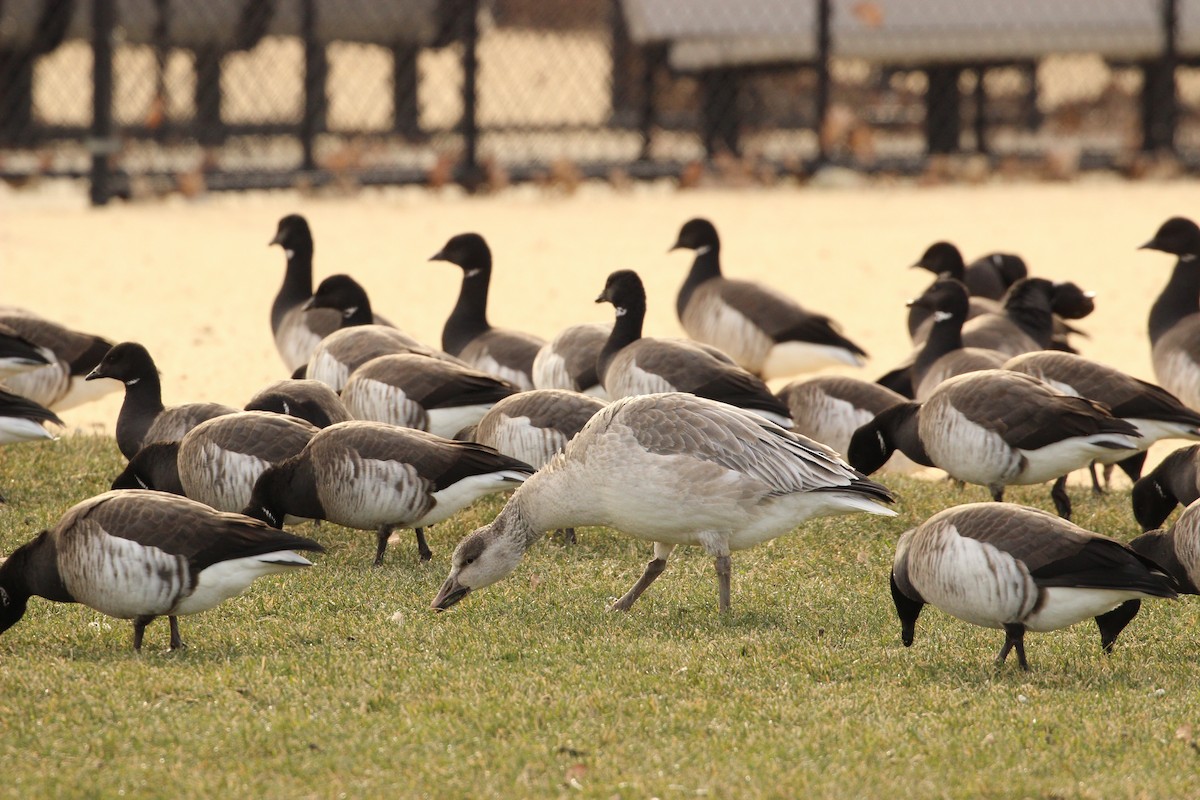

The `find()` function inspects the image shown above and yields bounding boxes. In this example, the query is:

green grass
[2,436,1198,799]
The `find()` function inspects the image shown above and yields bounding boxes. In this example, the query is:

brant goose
[531,322,612,398]
[1130,500,1200,594]
[244,421,533,565]
[432,393,894,613]
[891,502,1177,670]
[1141,216,1200,410]
[85,342,237,460]
[669,217,867,377]
[244,378,352,428]
[430,233,547,390]
[848,369,1141,518]
[0,310,115,411]
[1131,444,1200,531]
[595,269,793,428]
[963,252,1028,300]
[0,489,323,651]
[906,279,1009,399]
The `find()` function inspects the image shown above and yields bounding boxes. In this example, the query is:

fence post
[925,65,962,154]
[1142,0,1178,153]
[301,0,325,172]
[814,0,831,166]
[90,0,116,206]
[457,0,484,191]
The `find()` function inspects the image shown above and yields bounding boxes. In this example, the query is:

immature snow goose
[466,389,608,544]
[1131,444,1200,531]
[0,387,62,445]
[267,214,392,372]
[1130,499,1200,594]
[341,353,517,438]
[244,420,534,564]
[0,489,323,651]
[244,378,352,428]
[0,310,116,411]
[85,342,238,460]
[430,233,547,390]
[848,369,1142,519]
[432,393,895,613]
[890,502,1177,671]
[669,218,866,378]
[595,269,793,428]
[1006,350,1200,489]
[302,274,459,391]
[774,376,923,474]
[114,412,320,517]
[531,322,612,397]
[1141,216,1200,409]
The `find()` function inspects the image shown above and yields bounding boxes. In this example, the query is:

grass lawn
[1,435,1198,799]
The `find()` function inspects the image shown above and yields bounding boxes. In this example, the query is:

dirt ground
[3,176,1199,476]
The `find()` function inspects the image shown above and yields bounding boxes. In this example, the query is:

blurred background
[0,0,1197,204]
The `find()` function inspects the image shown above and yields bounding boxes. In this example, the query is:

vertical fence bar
[1142,0,1178,153]
[814,0,831,166]
[301,0,324,172]
[458,0,483,191]
[89,0,115,206]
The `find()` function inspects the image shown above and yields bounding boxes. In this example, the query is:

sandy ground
[3,176,1199,476]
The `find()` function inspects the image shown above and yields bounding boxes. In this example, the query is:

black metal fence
[0,0,1194,205]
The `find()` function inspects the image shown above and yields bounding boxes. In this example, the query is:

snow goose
[1130,499,1200,594]
[774,376,923,474]
[243,420,534,565]
[1131,444,1200,531]
[1006,350,1200,489]
[431,392,895,613]
[532,322,612,398]
[1141,216,1200,410]
[847,369,1142,519]
[429,233,547,390]
[341,353,517,438]
[85,342,238,460]
[595,269,793,428]
[302,274,459,391]
[890,502,1177,671]
[244,378,352,428]
[669,217,866,378]
[0,310,116,411]
[267,214,392,372]
[0,489,323,651]
[466,389,608,544]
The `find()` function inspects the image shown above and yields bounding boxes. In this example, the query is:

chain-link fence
[0,0,1194,204]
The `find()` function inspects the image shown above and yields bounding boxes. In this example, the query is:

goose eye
[464,557,475,566]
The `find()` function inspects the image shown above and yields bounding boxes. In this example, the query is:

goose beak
[431,576,470,611]
[1137,239,1159,251]
[668,239,684,252]
[429,249,447,262]
[269,231,285,247]
[84,365,106,381]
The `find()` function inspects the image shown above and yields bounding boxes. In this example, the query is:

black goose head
[595,269,647,315]
[1050,281,1096,319]
[243,463,292,529]
[890,571,925,647]
[304,274,373,327]
[907,278,970,324]
[0,534,41,638]
[430,233,492,276]
[912,241,966,280]
[985,252,1028,287]
[85,342,157,386]
[270,214,313,253]
[1002,277,1056,314]
[670,218,720,253]
[1130,473,1177,532]
[1140,217,1200,258]
[847,402,924,475]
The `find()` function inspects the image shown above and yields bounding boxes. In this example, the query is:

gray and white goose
[243,420,534,565]
[774,376,923,474]
[1006,350,1200,490]
[1131,444,1200,531]
[1129,498,1200,595]
[0,489,323,651]
[848,369,1142,519]
[891,502,1177,671]
[341,353,518,438]
[431,392,895,613]
[85,342,238,460]
[430,233,547,390]
[595,269,793,428]
[1140,216,1200,410]
[302,274,458,392]
[0,309,116,411]
[244,378,352,429]
[113,411,320,517]
[465,389,608,544]
[669,217,867,378]
[267,214,392,372]
[531,322,612,398]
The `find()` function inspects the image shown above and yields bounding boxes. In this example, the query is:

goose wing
[709,279,865,355]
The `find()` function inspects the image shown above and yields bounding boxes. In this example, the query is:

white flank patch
[174,551,312,615]
[762,342,865,380]
[1017,433,1142,484]
[1024,587,1148,632]
[427,404,497,439]
[412,471,528,528]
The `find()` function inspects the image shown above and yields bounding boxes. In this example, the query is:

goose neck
[677,246,722,317]
[444,268,493,353]
[1150,258,1200,344]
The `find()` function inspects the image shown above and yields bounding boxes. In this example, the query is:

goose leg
[610,543,675,612]
[714,555,732,613]
[996,623,1030,671]
[988,484,1005,502]
[132,615,156,651]
[560,528,577,546]
[415,527,432,562]
[1088,462,1104,495]
[168,616,186,650]
[374,526,392,566]
[1095,600,1141,653]
[1050,476,1072,520]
